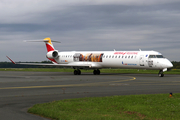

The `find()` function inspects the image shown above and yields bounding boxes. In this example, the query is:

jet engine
[46,50,59,59]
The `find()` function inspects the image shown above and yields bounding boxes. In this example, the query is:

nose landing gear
[158,70,164,77]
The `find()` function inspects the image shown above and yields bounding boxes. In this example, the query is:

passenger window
[106,55,108,58]
[115,56,117,58]
[128,56,130,58]
[119,55,121,58]
[131,56,133,59]
[122,56,124,58]
[125,56,127,58]
[109,55,111,58]
[112,56,114,58]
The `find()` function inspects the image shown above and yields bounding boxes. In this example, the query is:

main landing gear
[158,70,164,77]
[74,69,81,75]
[73,69,101,75]
[93,69,100,75]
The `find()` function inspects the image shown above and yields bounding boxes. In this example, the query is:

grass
[0,68,180,74]
[28,93,180,120]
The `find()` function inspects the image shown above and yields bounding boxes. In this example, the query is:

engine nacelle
[46,51,59,59]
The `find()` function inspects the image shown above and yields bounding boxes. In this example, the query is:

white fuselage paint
[52,51,173,70]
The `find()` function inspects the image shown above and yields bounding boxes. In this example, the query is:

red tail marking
[46,43,54,52]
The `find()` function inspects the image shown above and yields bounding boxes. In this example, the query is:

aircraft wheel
[93,69,100,75]
[93,70,97,75]
[158,73,164,77]
[161,74,164,77]
[74,70,78,75]
[77,69,81,75]
[97,69,100,75]
[158,70,164,77]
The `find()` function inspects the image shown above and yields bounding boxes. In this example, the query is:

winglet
[6,56,16,64]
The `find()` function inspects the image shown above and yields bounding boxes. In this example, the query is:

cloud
[1,0,180,61]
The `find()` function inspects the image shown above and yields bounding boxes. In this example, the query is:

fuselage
[51,50,173,70]
[7,37,173,76]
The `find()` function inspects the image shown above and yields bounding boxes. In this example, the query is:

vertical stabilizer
[44,37,55,52]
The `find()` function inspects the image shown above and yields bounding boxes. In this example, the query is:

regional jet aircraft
[7,37,173,77]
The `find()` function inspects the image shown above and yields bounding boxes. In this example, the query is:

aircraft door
[139,55,144,66]
[148,59,153,67]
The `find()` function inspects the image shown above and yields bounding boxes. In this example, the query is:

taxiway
[0,71,180,120]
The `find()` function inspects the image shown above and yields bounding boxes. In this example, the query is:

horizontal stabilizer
[24,40,61,43]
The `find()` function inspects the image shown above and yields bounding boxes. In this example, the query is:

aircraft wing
[6,56,92,68]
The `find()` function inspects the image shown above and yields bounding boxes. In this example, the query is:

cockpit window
[156,55,164,58]
[149,55,164,58]
[149,55,156,58]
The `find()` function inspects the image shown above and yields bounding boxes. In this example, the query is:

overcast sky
[1,0,180,62]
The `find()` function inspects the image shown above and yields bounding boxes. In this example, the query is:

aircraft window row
[149,55,164,58]
[61,55,73,58]
[103,55,136,59]
[61,55,137,59]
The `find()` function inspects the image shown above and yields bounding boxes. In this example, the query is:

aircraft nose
[167,62,173,68]
[164,59,173,68]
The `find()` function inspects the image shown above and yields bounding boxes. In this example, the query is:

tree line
[171,61,180,69]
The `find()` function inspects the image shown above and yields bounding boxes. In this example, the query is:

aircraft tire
[77,69,81,75]
[158,70,164,77]
[74,70,78,75]
[160,74,164,77]
[158,74,164,77]
[97,69,100,75]
[93,69,100,75]
[93,70,97,75]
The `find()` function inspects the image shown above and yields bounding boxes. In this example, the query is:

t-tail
[24,37,60,63]
[24,37,60,52]
[44,37,55,52]
[43,37,60,63]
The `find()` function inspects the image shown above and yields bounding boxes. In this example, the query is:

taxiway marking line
[0,76,136,90]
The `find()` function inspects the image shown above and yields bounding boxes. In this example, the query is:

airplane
[7,37,173,77]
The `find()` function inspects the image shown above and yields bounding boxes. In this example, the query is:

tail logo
[44,37,55,52]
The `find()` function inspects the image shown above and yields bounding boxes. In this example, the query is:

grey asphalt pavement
[0,71,180,120]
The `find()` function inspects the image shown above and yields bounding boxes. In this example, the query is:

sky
[0,0,180,62]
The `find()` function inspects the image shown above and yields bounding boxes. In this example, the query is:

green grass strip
[28,93,180,120]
